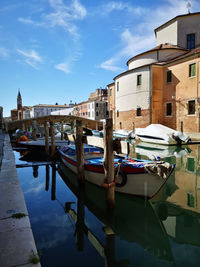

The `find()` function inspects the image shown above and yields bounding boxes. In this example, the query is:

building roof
[17,89,21,98]
[154,12,200,33]
[126,44,187,66]
[155,45,200,66]
[107,82,115,87]
[33,104,68,108]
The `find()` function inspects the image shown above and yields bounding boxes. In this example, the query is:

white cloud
[55,62,71,74]
[18,0,87,41]
[25,183,44,194]
[17,49,43,69]
[100,58,123,72]
[0,46,9,58]
[102,1,146,16]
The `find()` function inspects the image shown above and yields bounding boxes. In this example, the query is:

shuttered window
[166,103,172,116]
[137,74,142,86]
[187,33,195,49]
[137,108,141,116]
[167,70,172,83]
[188,100,195,115]
[189,63,196,77]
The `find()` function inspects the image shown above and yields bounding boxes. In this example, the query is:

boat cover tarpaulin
[135,124,190,144]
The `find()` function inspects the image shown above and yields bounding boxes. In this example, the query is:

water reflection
[15,142,200,266]
[58,163,173,266]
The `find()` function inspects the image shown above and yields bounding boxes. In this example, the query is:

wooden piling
[75,120,85,183]
[51,164,56,200]
[22,123,25,132]
[132,122,135,133]
[181,121,183,133]
[61,122,64,140]
[50,122,56,158]
[44,121,49,156]
[45,165,50,191]
[76,184,85,251]
[32,120,37,141]
[103,118,115,208]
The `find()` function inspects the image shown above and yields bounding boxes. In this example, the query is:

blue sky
[1,0,200,117]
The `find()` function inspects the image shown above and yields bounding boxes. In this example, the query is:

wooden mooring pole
[75,120,85,183]
[45,164,50,191]
[32,120,37,141]
[103,118,115,208]
[51,164,56,201]
[61,122,64,140]
[44,121,49,156]
[50,122,56,158]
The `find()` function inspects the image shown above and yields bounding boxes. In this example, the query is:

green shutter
[187,192,194,207]
[189,63,196,77]
[137,74,142,85]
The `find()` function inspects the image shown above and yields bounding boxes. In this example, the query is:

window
[187,33,195,49]
[120,122,122,129]
[137,74,142,86]
[96,111,99,116]
[188,100,195,115]
[186,157,195,172]
[189,63,196,77]
[110,89,112,96]
[136,108,141,116]
[117,110,119,117]
[117,82,119,92]
[187,192,194,207]
[167,70,172,83]
[166,103,172,116]
[96,103,98,107]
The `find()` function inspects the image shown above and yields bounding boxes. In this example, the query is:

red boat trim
[60,151,146,175]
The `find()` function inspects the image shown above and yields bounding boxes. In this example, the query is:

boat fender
[115,169,127,187]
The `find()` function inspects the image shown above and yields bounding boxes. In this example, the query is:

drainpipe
[149,65,152,124]
[197,56,200,132]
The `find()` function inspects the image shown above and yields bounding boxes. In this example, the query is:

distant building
[88,88,107,101]
[51,102,74,116]
[88,100,108,121]
[29,104,70,118]
[107,82,115,121]
[11,90,30,121]
[74,88,108,121]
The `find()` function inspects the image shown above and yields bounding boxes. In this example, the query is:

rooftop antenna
[187,1,191,14]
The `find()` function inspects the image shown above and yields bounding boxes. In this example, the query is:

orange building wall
[115,109,150,130]
[152,65,165,125]
[163,57,200,132]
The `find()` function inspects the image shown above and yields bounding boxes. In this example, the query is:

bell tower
[17,89,22,110]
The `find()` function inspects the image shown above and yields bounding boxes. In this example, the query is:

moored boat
[135,124,191,145]
[58,144,175,199]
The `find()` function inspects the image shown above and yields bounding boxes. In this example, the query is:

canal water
[14,141,200,267]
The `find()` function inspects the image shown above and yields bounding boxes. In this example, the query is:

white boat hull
[60,156,171,199]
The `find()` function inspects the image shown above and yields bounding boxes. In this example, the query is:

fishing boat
[135,124,191,145]
[91,129,135,139]
[58,144,175,199]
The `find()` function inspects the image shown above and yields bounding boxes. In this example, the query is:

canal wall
[0,133,41,267]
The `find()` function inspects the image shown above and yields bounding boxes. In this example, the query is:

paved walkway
[0,133,40,267]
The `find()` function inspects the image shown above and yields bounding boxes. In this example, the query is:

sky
[1,0,200,117]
